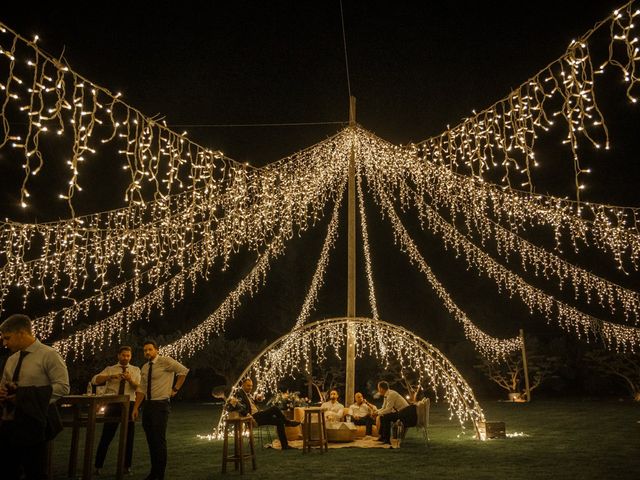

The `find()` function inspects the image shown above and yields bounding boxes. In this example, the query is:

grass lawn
[48,399,639,479]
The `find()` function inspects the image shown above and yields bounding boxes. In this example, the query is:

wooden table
[58,394,130,480]
[221,416,256,474]
[302,407,328,453]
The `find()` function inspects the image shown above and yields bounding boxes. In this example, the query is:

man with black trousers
[0,314,69,479]
[233,378,300,450]
[93,345,140,475]
[372,381,417,445]
[132,340,188,480]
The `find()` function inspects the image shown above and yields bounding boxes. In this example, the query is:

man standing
[372,381,417,445]
[0,314,70,479]
[348,392,375,435]
[132,340,188,480]
[321,389,345,422]
[233,378,300,450]
[94,346,141,475]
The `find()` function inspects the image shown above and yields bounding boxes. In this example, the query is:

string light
[365,178,522,359]
[414,160,640,273]
[159,181,348,361]
[416,2,639,202]
[57,219,291,360]
[357,127,639,292]
[411,186,640,323]
[356,161,379,320]
[292,185,344,331]
[0,3,638,374]
[0,22,245,214]
[1,130,351,316]
[357,129,639,352]
[404,188,640,351]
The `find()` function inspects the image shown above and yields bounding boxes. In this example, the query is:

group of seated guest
[227,379,418,448]
[320,381,418,444]
[320,389,377,436]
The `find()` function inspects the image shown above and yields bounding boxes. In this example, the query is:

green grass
[49,399,640,479]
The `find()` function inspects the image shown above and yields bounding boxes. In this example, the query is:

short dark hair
[378,381,389,391]
[0,314,33,335]
[119,346,132,354]
[143,340,158,349]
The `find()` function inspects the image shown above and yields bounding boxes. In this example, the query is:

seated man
[372,381,417,445]
[232,378,300,450]
[348,392,375,435]
[321,389,344,423]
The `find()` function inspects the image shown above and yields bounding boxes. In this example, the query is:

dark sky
[1,1,638,355]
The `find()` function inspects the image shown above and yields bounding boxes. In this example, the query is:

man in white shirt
[321,389,345,422]
[349,392,375,435]
[372,381,417,445]
[0,314,69,479]
[132,340,189,480]
[93,345,141,475]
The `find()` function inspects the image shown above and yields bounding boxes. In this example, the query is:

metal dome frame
[217,317,485,438]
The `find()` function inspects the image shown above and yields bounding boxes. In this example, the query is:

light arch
[218,317,485,437]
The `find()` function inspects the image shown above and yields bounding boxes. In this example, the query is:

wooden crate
[478,421,506,439]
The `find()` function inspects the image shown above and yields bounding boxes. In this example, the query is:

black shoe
[285,420,301,427]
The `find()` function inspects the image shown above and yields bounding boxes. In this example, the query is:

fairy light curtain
[0,3,638,374]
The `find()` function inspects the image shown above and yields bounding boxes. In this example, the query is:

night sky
[1,2,639,360]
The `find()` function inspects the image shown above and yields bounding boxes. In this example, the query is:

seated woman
[320,389,344,422]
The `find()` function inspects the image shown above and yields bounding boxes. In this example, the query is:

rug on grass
[268,437,392,449]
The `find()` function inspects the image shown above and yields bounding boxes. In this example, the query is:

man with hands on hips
[132,340,188,480]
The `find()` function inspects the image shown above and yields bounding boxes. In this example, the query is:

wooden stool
[302,407,328,453]
[221,416,256,474]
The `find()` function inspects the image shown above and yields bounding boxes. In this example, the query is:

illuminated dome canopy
[217,317,486,436]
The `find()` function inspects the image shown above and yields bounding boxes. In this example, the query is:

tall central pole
[346,96,357,407]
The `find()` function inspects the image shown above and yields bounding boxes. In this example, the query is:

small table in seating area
[301,407,328,453]
[325,421,357,442]
[57,394,130,480]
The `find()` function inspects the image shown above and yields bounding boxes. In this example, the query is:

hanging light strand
[0,22,250,214]
[411,185,640,323]
[358,151,521,358]
[370,166,640,352]
[356,127,639,274]
[215,317,485,438]
[415,2,639,201]
[356,161,379,320]
[293,184,345,330]
[0,129,351,313]
[161,181,348,360]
